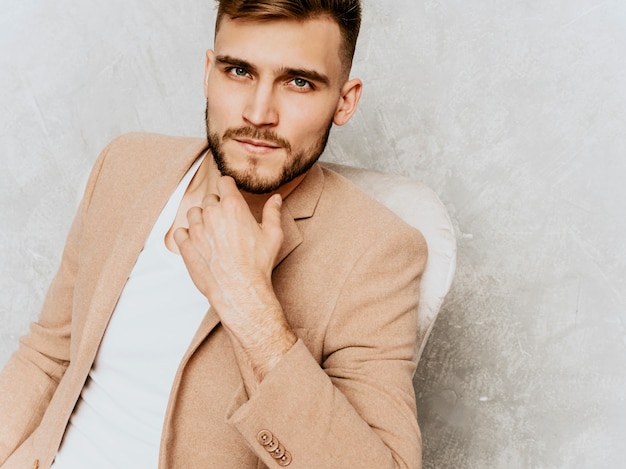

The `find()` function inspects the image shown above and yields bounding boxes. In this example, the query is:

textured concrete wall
[1,1,625,468]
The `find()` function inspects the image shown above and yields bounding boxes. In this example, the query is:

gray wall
[1,1,625,467]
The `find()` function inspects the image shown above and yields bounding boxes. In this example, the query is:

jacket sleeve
[227,227,428,469]
[0,145,109,465]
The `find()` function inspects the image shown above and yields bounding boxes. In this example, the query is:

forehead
[214,16,344,80]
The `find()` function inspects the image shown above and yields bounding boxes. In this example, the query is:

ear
[203,49,215,98]
[333,78,362,126]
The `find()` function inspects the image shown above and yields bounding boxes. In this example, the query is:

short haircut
[215,0,362,75]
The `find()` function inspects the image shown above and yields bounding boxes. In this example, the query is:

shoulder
[323,166,426,241]
[86,132,206,195]
[78,132,207,216]
[305,165,427,263]
[97,132,206,174]
[104,132,206,152]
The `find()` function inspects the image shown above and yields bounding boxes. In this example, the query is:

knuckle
[268,227,284,246]
[188,221,204,237]
[220,195,240,212]
[186,206,202,222]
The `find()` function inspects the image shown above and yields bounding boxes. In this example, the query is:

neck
[241,173,306,222]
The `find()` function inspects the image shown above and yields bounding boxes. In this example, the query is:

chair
[321,162,457,362]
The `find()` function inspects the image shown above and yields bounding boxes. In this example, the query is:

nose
[242,82,278,127]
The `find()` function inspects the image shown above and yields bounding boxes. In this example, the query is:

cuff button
[257,429,273,446]
[278,451,292,467]
[271,445,285,459]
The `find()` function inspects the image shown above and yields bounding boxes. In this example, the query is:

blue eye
[226,67,249,78]
[291,78,312,90]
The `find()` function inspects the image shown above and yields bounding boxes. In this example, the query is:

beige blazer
[0,133,427,469]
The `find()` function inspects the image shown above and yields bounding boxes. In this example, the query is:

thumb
[261,194,283,231]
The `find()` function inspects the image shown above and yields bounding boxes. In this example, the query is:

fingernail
[274,194,282,207]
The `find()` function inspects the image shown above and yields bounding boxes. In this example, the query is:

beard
[205,102,333,194]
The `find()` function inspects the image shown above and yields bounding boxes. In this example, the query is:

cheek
[286,104,335,141]
[207,80,241,127]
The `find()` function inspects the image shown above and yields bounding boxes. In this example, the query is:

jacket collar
[276,162,323,266]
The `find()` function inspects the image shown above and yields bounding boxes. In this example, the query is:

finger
[173,226,190,247]
[202,193,220,207]
[186,206,204,225]
[261,194,283,230]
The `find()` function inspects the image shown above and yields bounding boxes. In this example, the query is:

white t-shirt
[53,156,208,469]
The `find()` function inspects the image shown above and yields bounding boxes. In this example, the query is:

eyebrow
[215,55,258,75]
[215,54,330,87]
[278,67,330,87]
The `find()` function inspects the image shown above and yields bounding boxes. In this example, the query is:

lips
[223,126,291,153]
[234,138,281,155]
[235,138,280,148]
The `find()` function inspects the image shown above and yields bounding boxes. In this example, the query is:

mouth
[236,138,280,148]
[234,138,281,155]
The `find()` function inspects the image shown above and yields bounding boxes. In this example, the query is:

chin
[225,165,285,194]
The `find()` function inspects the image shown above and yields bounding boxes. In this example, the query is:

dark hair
[215,0,362,73]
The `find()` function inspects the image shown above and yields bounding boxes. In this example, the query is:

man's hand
[173,176,297,384]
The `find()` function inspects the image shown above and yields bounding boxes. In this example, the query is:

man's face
[204,16,356,194]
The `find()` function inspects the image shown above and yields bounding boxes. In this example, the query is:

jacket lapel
[277,163,325,264]
[73,138,209,373]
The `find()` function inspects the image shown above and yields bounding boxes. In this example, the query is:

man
[0,1,427,468]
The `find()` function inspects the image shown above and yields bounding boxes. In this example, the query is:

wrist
[244,320,297,382]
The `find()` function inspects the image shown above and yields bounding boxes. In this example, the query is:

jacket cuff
[225,338,338,467]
